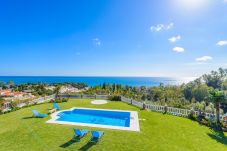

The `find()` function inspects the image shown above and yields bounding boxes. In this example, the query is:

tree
[0,97,4,102]
[183,84,193,102]
[208,89,227,123]
[102,83,106,89]
[0,81,5,87]
[222,79,227,90]
[193,84,210,102]
[54,86,61,100]
[141,94,146,101]
[112,83,116,93]
[32,83,48,96]
[202,68,227,89]
[7,80,14,88]
[0,97,4,109]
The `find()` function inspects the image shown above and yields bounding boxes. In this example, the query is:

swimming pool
[47,107,140,131]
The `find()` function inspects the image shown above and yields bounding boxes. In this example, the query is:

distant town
[0,81,88,113]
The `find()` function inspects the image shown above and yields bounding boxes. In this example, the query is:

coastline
[0,76,196,87]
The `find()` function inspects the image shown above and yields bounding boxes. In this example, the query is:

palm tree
[54,86,61,100]
[208,89,226,123]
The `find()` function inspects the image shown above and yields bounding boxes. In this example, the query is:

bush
[108,95,121,101]
[52,98,69,103]
[62,98,69,102]
[188,111,197,121]
[50,99,55,103]
[200,118,209,126]
[221,122,227,132]
[196,112,206,123]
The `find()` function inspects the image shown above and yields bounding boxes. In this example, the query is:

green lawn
[0,99,227,151]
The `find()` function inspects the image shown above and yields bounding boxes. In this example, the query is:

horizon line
[0,75,198,79]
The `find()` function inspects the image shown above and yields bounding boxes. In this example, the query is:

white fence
[15,94,108,109]
[121,96,131,104]
[121,96,144,109]
[146,104,191,117]
[15,95,56,108]
[33,94,56,104]
[1,94,56,113]
[58,94,109,99]
[95,95,109,99]
[121,96,224,120]
[2,94,109,113]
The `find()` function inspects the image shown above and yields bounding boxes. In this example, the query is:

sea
[0,76,196,87]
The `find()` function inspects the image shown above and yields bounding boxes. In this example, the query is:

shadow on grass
[22,116,48,119]
[79,137,100,151]
[60,137,80,148]
[22,116,35,119]
[207,129,227,145]
[79,141,96,151]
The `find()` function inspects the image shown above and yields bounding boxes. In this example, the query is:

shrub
[188,111,197,121]
[108,95,121,101]
[196,112,206,123]
[205,103,215,113]
[221,122,227,132]
[52,98,69,103]
[62,98,69,102]
[200,118,209,126]
[50,99,55,103]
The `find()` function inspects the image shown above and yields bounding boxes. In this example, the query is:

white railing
[15,94,56,108]
[145,104,190,117]
[58,94,109,99]
[95,95,109,99]
[33,94,56,104]
[132,100,144,109]
[121,96,224,120]
[1,94,56,113]
[121,96,144,109]
[1,94,109,113]
[17,103,27,108]
[121,96,131,104]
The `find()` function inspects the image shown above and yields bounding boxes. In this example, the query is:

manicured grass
[0,99,227,151]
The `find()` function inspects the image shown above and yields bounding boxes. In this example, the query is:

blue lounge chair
[32,110,48,118]
[90,131,104,143]
[52,102,61,110]
[74,129,89,140]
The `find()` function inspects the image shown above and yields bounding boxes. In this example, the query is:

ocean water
[0,76,194,87]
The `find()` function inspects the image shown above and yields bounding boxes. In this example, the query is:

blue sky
[0,0,227,77]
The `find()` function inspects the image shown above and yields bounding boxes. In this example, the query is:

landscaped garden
[0,99,227,151]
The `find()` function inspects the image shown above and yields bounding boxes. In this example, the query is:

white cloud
[150,24,164,32]
[166,22,174,30]
[150,22,174,32]
[168,35,181,42]
[173,47,185,53]
[196,56,213,62]
[185,62,207,66]
[217,40,227,46]
[224,0,227,4]
[93,38,101,46]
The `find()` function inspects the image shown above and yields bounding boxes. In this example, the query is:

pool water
[56,108,131,127]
